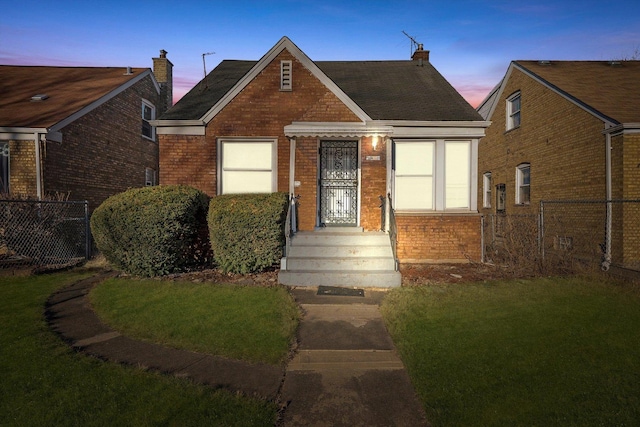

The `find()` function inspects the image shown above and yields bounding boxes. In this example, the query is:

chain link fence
[0,200,90,271]
[482,200,640,275]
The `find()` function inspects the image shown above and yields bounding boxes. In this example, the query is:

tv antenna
[402,31,421,55]
[202,51,216,79]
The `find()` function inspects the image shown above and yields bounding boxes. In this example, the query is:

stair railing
[380,193,399,271]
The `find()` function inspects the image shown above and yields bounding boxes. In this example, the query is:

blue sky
[2,0,639,107]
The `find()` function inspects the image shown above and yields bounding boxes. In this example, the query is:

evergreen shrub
[90,185,210,276]
[208,192,288,274]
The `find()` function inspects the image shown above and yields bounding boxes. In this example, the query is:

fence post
[84,201,91,260]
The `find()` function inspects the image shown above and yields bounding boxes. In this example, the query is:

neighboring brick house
[155,36,488,279]
[0,50,173,210]
[477,60,640,271]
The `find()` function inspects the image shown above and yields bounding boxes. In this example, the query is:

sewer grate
[317,285,364,297]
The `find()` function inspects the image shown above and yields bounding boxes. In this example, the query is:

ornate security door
[319,140,358,226]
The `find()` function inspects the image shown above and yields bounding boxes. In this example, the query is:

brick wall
[478,67,607,215]
[7,140,38,195]
[396,214,482,262]
[43,77,160,210]
[360,136,387,231]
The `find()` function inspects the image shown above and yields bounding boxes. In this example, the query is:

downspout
[603,131,612,271]
[34,132,43,199]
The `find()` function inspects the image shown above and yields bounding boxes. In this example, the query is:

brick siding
[42,77,160,210]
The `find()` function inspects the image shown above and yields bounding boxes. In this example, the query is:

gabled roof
[0,65,158,130]
[478,60,640,125]
[161,36,481,123]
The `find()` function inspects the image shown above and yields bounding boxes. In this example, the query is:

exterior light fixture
[372,135,379,151]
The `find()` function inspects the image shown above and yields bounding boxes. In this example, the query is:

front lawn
[0,272,277,426]
[381,277,640,426]
[90,278,299,365]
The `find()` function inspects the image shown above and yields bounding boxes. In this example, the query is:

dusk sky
[2,0,639,108]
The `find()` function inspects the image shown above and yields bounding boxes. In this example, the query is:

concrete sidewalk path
[280,287,428,426]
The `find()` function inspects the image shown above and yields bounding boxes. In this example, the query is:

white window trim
[280,60,292,91]
[217,137,278,195]
[141,99,156,141]
[516,163,530,205]
[483,172,492,208]
[506,92,521,131]
[393,139,475,212]
[145,167,157,186]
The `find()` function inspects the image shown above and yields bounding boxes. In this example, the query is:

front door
[319,140,358,226]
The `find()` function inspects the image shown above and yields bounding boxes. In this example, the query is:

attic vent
[31,94,49,102]
[281,60,292,91]
[608,60,621,66]
[538,60,551,65]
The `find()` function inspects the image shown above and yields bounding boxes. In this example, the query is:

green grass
[90,278,299,365]
[381,277,640,426]
[0,271,277,426]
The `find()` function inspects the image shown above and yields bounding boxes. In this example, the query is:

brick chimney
[411,43,430,65]
[152,49,173,114]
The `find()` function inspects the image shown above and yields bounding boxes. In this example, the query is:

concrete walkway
[281,288,428,426]
[46,273,428,426]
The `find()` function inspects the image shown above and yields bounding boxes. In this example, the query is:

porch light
[372,135,379,151]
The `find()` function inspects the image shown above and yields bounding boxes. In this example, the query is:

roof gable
[0,65,158,129]
[480,60,640,125]
[201,36,370,123]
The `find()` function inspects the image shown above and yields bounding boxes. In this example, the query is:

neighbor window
[141,100,156,139]
[516,163,530,205]
[145,167,156,186]
[496,183,506,212]
[281,60,292,91]
[394,141,434,210]
[218,138,277,194]
[507,92,521,130]
[483,172,492,208]
[0,142,8,193]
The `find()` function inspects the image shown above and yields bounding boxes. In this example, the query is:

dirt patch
[158,263,508,287]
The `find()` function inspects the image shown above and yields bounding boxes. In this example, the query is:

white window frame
[141,99,156,140]
[280,60,292,91]
[483,172,492,208]
[506,92,521,130]
[217,138,278,195]
[0,141,9,193]
[145,167,157,186]
[393,139,474,212]
[516,163,530,205]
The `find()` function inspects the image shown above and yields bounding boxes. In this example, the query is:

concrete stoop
[279,229,401,288]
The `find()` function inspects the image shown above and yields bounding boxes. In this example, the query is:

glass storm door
[319,140,358,226]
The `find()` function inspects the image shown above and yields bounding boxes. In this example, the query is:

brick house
[0,50,173,211]
[155,37,488,286]
[477,60,640,271]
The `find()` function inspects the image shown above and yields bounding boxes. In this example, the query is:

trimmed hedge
[208,192,288,274]
[90,185,210,277]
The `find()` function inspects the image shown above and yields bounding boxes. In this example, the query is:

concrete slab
[291,287,387,305]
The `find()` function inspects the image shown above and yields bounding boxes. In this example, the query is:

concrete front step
[292,231,391,246]
[278,270,402,288]
[286,256,396,271]
[288,244,393,258]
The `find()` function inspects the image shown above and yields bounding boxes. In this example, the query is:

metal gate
[319,140,358,226]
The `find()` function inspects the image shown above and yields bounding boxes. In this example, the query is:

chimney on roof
[412,43,430,65]
[153,49,173,114]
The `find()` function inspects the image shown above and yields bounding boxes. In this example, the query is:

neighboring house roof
[478,60,640,125]
[161,37,481,123]
[0,65,158,130]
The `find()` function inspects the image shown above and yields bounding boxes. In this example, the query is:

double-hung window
[141,100,156,140]
[516,163,530,205]
[218,138,277,194]
[393,140,472,211]
[394,141,434,209]
[0,142,8,193]
[507,92,521,130]
[483,172,492,208]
